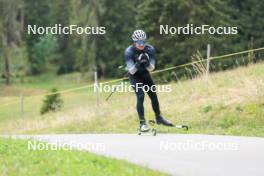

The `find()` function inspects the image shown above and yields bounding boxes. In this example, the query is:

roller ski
[149,120,189,131]
[155,115,189,130]
[137,115,189,136]
[138,120,157,136]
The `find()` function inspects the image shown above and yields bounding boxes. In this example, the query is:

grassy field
[0,137,167,176]
[0,63,264,136]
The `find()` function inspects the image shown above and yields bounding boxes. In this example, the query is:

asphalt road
[9,134,264,176]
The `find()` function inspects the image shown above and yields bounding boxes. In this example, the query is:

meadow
[0,63,263,136]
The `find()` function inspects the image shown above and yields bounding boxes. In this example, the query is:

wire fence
[1,46,264,110]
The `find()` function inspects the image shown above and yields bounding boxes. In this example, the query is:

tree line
[1,0,263,85]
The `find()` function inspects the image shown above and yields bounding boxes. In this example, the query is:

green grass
[0,72,90,91]
[0,63,264,136]
[0,137,167,176]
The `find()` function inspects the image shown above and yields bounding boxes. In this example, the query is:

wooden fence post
[206,44,211,83]
[94,71,99,108]
[20,93,24,116]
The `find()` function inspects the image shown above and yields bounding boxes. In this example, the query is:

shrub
[40,88,63,114]
[217,115,238,129]
[203,105,213,113]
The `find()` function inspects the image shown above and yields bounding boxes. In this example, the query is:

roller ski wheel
[137,128,157,136]
[150,119,189,131]
[175,124,189,130]
[138,121,157,136]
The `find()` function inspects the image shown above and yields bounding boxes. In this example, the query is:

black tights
[129,72,160,122]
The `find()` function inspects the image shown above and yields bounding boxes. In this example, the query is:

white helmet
[132,29,147,41]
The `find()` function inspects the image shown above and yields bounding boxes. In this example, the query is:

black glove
[137,53,149,63]
[141,53,150,67]
[143,59,150,68]
[135,61,141,69]
[135,53,150,69]
[141,53,149,62]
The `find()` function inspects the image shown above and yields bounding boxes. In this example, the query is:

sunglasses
[134,40,145,50]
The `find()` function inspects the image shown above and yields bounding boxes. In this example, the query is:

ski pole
[105,72,128,101]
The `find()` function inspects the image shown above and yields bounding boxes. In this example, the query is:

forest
[1,0,264,85]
